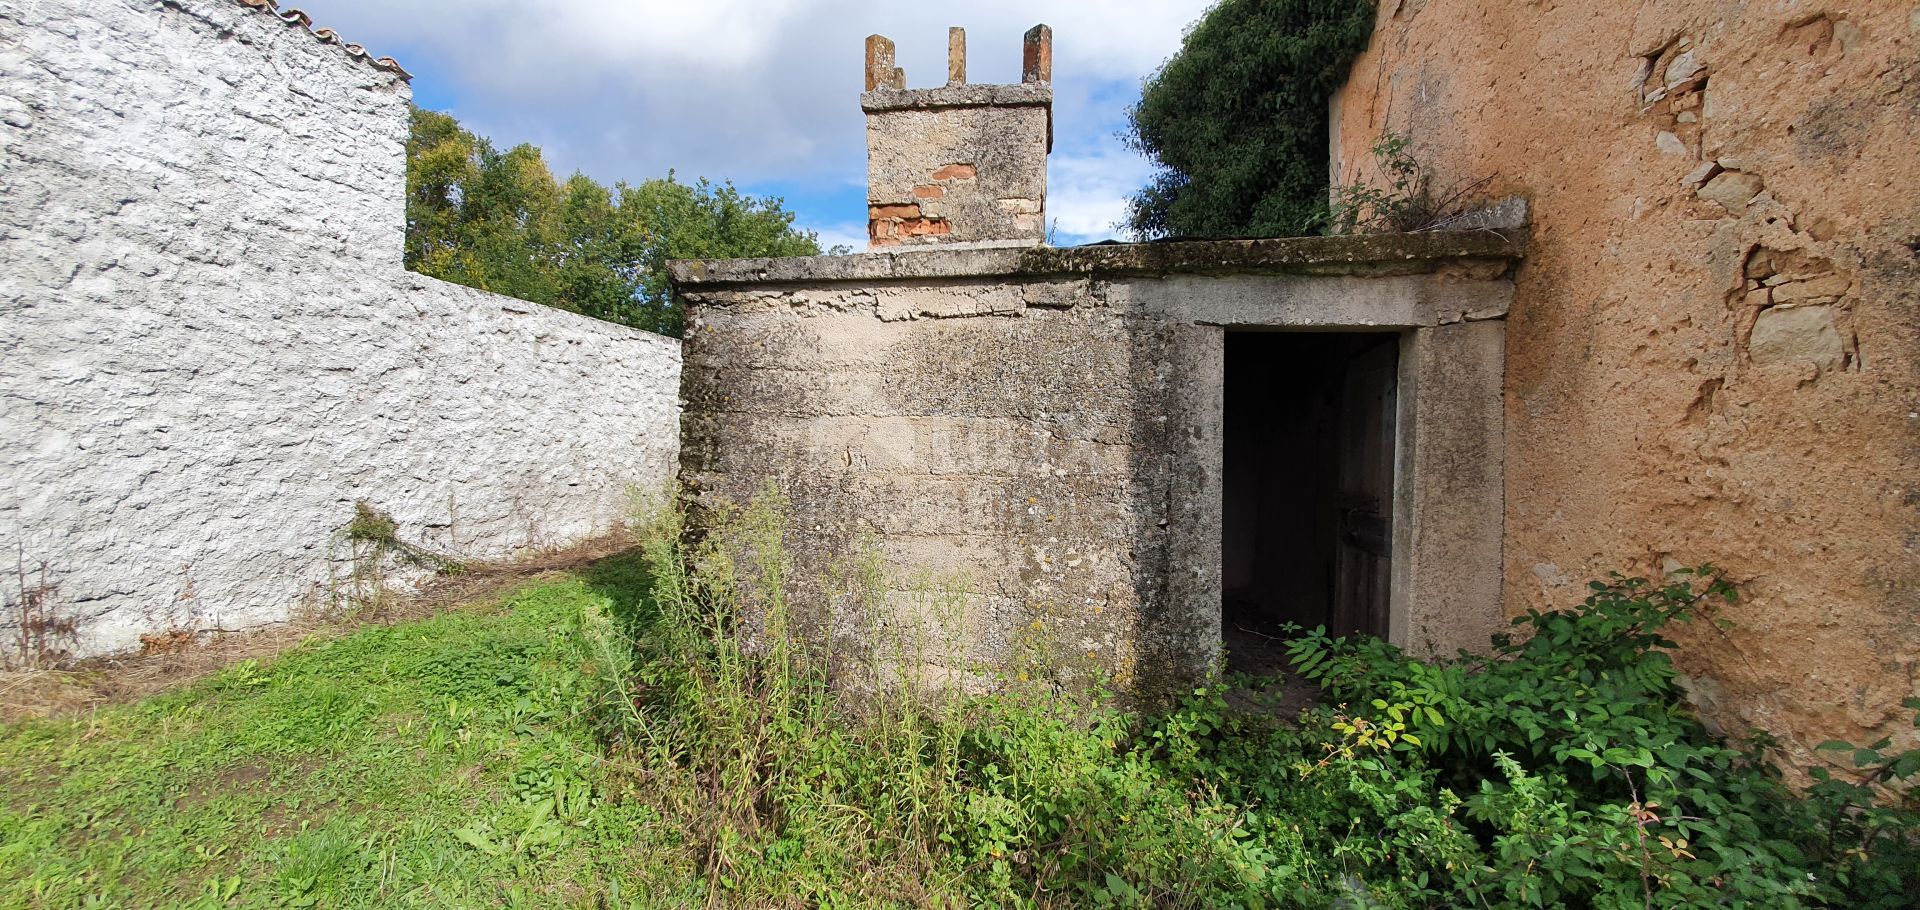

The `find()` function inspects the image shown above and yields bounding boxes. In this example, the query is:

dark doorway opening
[1222,331,1399,674]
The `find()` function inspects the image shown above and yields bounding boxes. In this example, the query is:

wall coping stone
[669,228,1528,289]
[860,83,1053,112]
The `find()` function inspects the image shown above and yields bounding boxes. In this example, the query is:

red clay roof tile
[234,0,410,80]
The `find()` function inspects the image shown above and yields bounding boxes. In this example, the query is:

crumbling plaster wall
[674,235,1519,693]
[0,0,682,653]
[864,84,1052,246]
[1331,0,1920,758]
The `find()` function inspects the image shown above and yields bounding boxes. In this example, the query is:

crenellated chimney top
[862,26,1053,249]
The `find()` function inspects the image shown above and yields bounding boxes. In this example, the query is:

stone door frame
[1118,271,1510,660]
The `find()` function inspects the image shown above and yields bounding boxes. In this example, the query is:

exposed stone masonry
[863,28,1052,248]
[1330,0,1920,762]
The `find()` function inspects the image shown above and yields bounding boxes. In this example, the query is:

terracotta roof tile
[234,0,411,80]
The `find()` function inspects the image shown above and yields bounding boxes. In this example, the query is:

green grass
[4,516,1914,909]
[0,553,696,910]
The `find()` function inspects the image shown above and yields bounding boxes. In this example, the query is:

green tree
[404,108,823,336]
[1124,0,1377,239]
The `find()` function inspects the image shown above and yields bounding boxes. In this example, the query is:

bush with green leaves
[583,494,1919,908]
[406,108,825,336]
[1250,570,1920,907]
[1124,0,1379,239]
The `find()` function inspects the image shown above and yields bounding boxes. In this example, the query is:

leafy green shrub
[1259,570,1920,907]
[582,496,1919,908]
[1124,0,1379,239]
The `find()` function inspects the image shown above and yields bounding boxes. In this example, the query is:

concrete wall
[0,0,682,654]
[1330,0,1920,758]
[673,235,1518,694]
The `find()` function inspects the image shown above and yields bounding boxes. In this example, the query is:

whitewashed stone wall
[0,0,682,653]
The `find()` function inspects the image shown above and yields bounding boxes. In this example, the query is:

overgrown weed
[3,546,74,671]
[3,490,1914,909]
[583,491,1920,908]
[329,502,468,618]
[1328,132,1496,235]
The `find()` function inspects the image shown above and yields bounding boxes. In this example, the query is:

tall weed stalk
[574,497,1919,909]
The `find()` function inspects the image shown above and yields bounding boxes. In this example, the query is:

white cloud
[807,222,870,254]
[295,0,1210,236]
[1048,149,1158,244]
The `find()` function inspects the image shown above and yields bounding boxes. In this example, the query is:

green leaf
[452,824,502,856]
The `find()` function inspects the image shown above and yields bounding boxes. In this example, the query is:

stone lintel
[860,82,1053,113]
[669,229,1528,289]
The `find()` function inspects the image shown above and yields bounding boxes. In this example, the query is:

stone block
[1697,171,1764,212]
[1750,304,1845,370]
[1022,24,1052,84]
[947,27,966,85]
[864,34,904,92]
[1771,273,1849,302]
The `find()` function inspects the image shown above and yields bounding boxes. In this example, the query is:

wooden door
[1330,338,1398,638]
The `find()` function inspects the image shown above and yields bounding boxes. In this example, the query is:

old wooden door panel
[1331,338,1397,638]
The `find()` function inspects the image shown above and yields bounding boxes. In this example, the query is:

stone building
[675,15,1920,760]
[672,28,1526,691]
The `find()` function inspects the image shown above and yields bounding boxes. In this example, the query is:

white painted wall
[0,0,682,653]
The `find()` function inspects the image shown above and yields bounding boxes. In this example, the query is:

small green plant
[1327,132,1495,234]
[1806,700,1920,908]
[6,503,1914,909]
[332,501,465,614]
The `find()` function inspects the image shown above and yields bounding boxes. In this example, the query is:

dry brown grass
[0,530,635,723]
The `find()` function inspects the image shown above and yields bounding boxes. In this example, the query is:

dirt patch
[0,531,634,723]
[1222,625,1322,718]
[176,760,274,811]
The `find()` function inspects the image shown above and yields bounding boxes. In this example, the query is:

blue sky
[294,1,1215,249]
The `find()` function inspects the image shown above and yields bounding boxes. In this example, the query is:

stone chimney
[863,26,1053,248]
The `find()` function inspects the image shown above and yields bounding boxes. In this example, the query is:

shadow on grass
[576,548,659,634]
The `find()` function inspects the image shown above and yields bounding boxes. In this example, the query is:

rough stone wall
[1331,0,1920,759]
[1,0,682,654]
[863,85,1052,247]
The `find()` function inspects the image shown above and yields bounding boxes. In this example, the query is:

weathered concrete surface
[675,236,1518,693]
[671,229,1527,286]
[0,0,682,654]
[1331,0,1920,757]
[1394,321,1506,656]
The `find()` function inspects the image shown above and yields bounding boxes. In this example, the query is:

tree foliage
[405,108,824,336]
[1124,0,1378,239]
